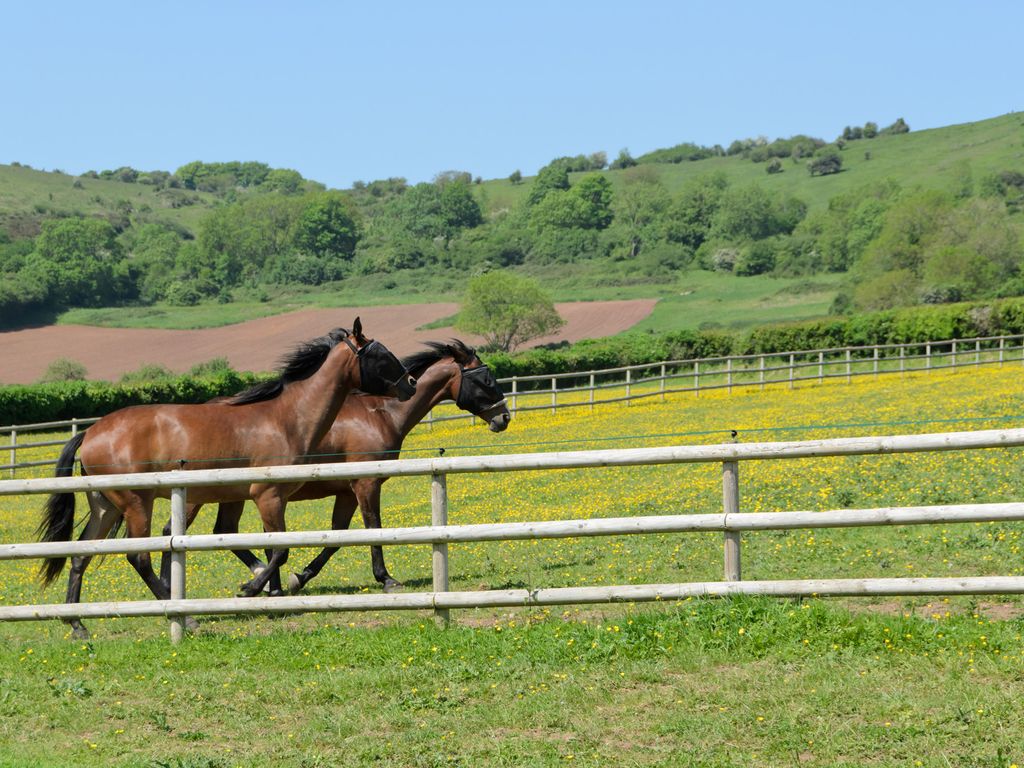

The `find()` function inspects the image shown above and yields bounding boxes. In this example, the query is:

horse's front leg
[239,486,289,597]
[289,488,358,593]
[356,479,402,592]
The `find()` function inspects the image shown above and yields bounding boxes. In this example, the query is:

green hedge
[6,297,1024,424]
[0,372,260,425]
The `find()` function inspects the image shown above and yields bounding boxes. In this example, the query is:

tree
[40,358,88,382]
[293,192,361,259]
[455,270,565,353]
[24,217,126,307]
[808,150,842,176]
[509,170,522,185]
[526,164,570,206]
[610,148,637,170]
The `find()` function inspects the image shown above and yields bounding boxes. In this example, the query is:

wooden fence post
[723,436,741,582]
[626,368,632,405]
[900,347,905,377]
[431,473,450,626]
[873,347,879,378]
[952,341,957,369]
[818,351,823,383]
[550,377,557,415]
[788,354,795,389]
[694,362,700,397]
[660,364,666,402]
[8,430,15,479]
[589,373,595,411]
[759,356,765,391]
[510,378,518,414]
[169,485,188,644]
[727,358,733,394]
[845,349,852,384]
[999,337,1005,367]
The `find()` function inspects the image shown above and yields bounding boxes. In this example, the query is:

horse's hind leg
[356,481,402,592]
[63,491,122,639]
[288,490,357,593]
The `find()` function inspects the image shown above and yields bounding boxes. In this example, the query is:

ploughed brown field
[0,300,656,384]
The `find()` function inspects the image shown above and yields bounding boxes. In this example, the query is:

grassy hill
[2,111,1023,337]
[0,163,220,238]
[479,111,1024,215]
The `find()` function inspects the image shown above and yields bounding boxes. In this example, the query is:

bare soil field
[0,300,656,384]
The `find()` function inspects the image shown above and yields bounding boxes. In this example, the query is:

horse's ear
[352,316,364,341]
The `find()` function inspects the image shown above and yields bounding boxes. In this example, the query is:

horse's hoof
[288,572,305,593]
[268,589,285,598]
[238,581,260,598]
[185,616,200,633]
[251,566,272,594]
[383,579,404,594]
[70,625,91,641]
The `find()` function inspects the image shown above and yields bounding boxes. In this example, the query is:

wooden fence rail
[2,428,1024,642]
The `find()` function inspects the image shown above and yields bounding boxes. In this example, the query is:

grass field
[2,366,1024,766]
[479,112,1024,215]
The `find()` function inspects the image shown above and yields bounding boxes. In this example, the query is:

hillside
[1,111,1023,340]
[478,112,1024,215]
[0,162,220,239]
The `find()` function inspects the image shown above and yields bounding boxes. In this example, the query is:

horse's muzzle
[487,408,511,433]
[395,375,417,402]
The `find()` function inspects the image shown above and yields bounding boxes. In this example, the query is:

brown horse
[159,340,510,594]
[38,318,415,637]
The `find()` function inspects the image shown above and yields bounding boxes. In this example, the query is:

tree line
[3,113,1023,328]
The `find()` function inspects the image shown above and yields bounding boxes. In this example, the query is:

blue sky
[1,1,1020,189]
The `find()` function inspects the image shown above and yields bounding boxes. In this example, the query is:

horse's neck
[281,344,358,452]
[386,361,456,437]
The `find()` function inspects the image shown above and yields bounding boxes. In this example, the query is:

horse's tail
[36,431,86,587]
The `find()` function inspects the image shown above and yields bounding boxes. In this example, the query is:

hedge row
[0,372,260,426]
[5,297,1024,424]
[483,297,1024,380]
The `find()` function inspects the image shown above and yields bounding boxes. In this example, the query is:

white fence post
[8,430,14,479]
[510,378,518,415]
[845,349,852,384]
[431,473,450,626]
[759,356,765,391]
[589,373,595,411]
[788,354,795,389]
[926,342,931,371]
[660,364,666,402]
[71,418,79,437]
[952,341,957,369]
[723,438,741,581]
[1000,337,1005,367]
[694,362,700,396]
[626,368,632,405]
[726,358,733,394]
[900,347,905,377]
[818,351,823,383]
[169,485,188,644]
[550,377,557,415]
[873,347,879,379]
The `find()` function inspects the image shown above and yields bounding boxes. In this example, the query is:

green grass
[57,268,842,335]
[3,365,1024,764]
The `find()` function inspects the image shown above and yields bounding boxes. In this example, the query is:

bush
[40,358,87,383]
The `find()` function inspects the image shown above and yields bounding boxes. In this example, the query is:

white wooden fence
[2,427,1024,643]
[6,333,1024,475]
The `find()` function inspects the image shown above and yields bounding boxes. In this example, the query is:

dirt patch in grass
[0,300,656,384]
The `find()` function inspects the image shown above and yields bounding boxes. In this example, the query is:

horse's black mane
[228,328,350,405]
[402,340,476,378]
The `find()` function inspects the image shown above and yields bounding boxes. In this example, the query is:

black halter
[342,336,410,396]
